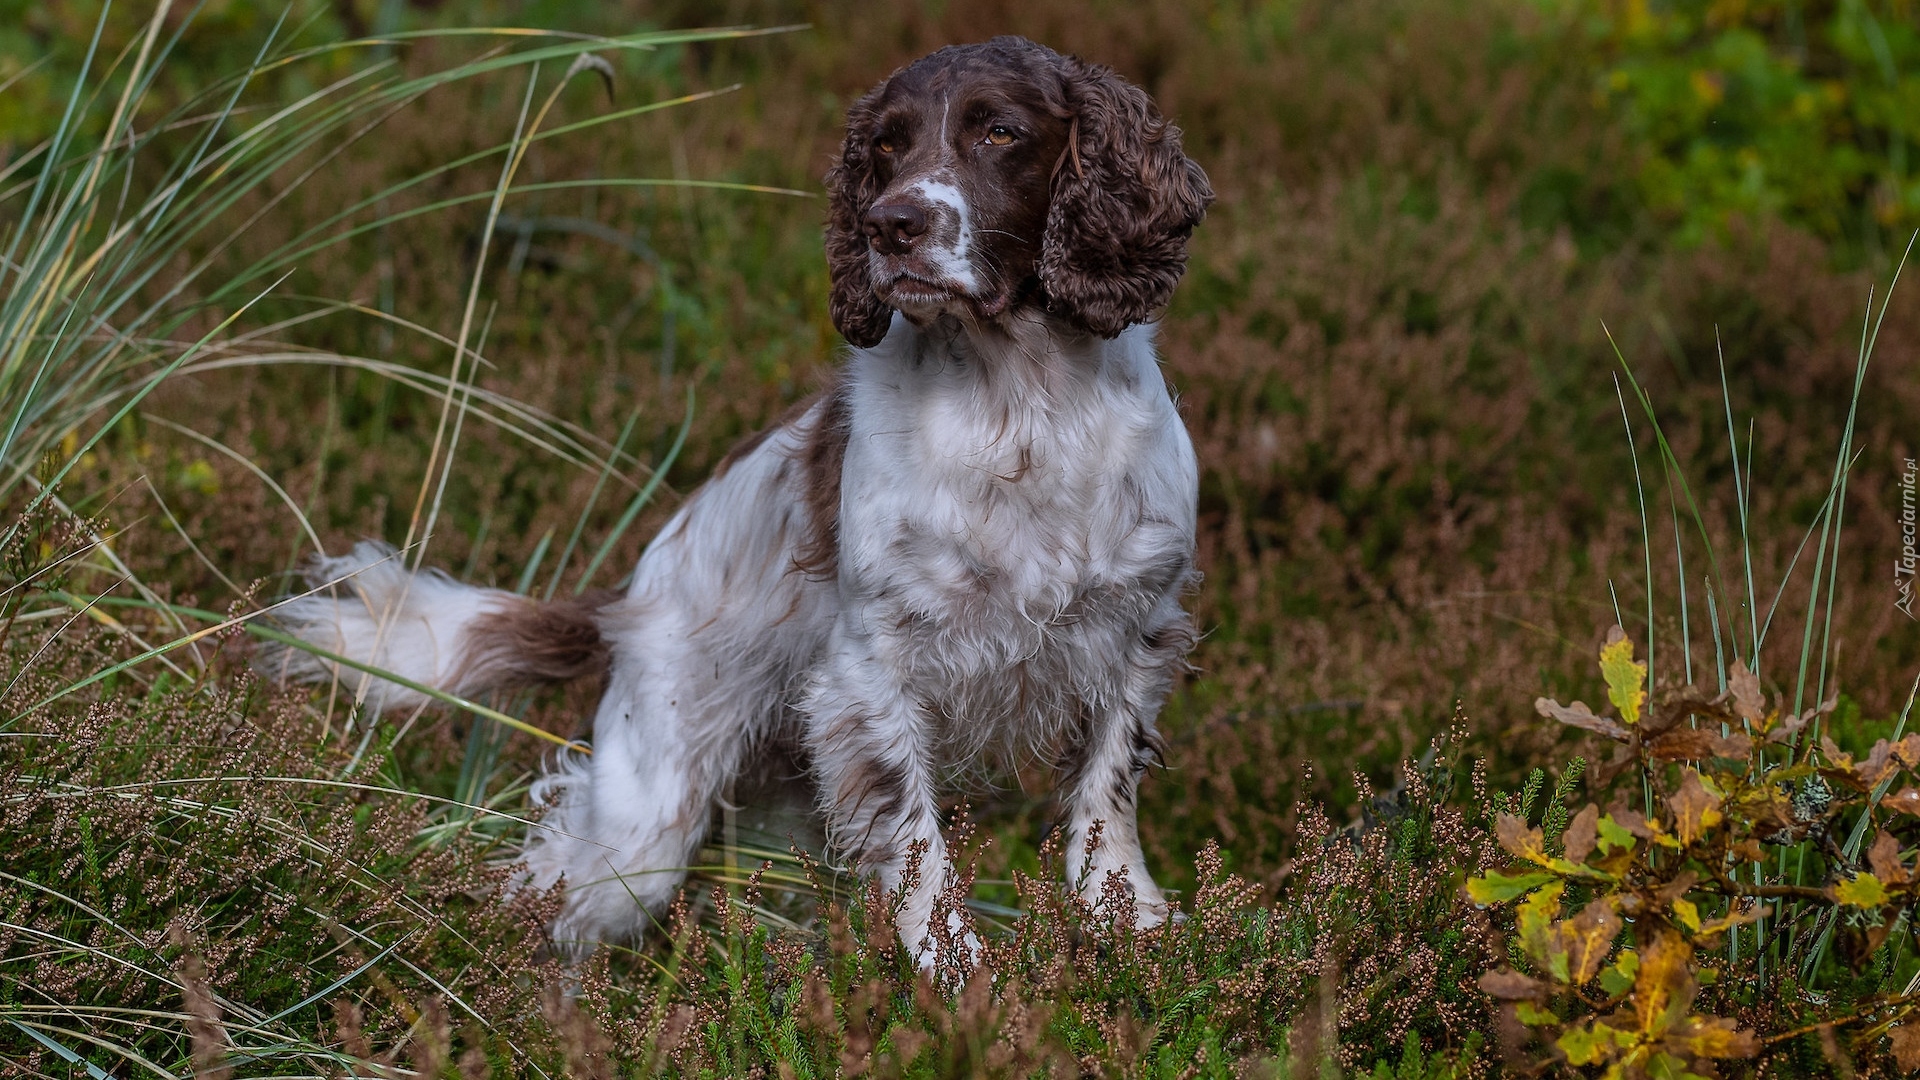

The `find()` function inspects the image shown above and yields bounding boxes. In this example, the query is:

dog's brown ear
[825,88,894,349]
[1040,58,1213,338]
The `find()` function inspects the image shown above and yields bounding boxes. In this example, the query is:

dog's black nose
[862,202,927,254]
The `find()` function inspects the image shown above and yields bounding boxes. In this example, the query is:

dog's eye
[984,125,1016,146]
[876,136,897,154]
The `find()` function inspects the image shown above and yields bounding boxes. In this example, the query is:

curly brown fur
[823,36,1211,344]
[1038,57,1214,337]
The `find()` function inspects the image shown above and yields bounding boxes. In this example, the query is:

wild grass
[3,0,1919,1075]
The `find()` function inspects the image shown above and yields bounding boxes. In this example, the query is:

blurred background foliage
[5,0,1916,257]
[1594,0,1920,252]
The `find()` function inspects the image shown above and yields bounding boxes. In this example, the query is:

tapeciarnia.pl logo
[1900,456,1917,619]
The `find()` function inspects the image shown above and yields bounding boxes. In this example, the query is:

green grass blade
[577,384,695,593]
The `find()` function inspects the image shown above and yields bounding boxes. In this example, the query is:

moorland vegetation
[3,0,1919,1074]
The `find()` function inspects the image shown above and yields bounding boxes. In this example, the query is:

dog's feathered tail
[264,540,612,713]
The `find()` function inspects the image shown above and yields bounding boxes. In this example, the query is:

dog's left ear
[825,87,895,349]
[1040,58,1213,338]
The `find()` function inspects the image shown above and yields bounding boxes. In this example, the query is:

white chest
[833,319,1197,708]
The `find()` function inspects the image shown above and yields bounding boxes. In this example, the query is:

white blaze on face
[908,175,979,293]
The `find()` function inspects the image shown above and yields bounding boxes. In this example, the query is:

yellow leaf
[1518,880,1566,977]
[1669,1015,1759,1059]
[1600,627,1646,726]
[1831,871,1891,908]
[1558,896,1623,986]
[1671,897,1701,933]
[1632,928,1697,1040]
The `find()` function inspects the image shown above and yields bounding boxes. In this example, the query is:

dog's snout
[862,202,928,254]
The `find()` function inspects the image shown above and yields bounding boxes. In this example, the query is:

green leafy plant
[1593,0,1920,252]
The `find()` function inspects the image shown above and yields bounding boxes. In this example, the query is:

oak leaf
[1668,1015,1760,1059]
[1596,813,1639,854]
[1563,804,1599,864]
[1535,697,1629,741]
[1870,830,1911,886]
[1631,928,1697,1040]
[1496,813,1550,865]
[1478,968,1549,1001]
[1668,769,1724,847]
[1831,872,1891,908]
[1600,627,1646,726]
[1598,949,1638,997]
[1558,896,1623,985]
[1646,727,1753,761]
[1889,1023,1920,1073]
[1465,869,1558,905]
[1728,661,1764,725]
[1886,787,1920,816]
[1517,881,1565,977]
[1556,1024,1610,1066]
[1671,897,1701,933]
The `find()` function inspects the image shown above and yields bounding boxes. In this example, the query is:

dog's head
[825,36,1213,347]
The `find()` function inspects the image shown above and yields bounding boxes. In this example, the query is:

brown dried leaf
[1886,787,1920,816]
[1860,739,1903,786]
[1478,968,1549,1002]
[1607,801,1655,839]
[1870,831,1911,887]
[1652,870,1701,906]
[1728,661,1764,726]
[1563,804,1599,864]
[1536,697,1629,741]
[1730,838,1767,862]
[1890,1022,1920,1074]
[1646,683,1728,737]
[1894,734,1920,770]
[1668,770,1723,847]
[1822,734,1855,770]
[1496,813,1549,864]
[1646,727,1753,761]
[1765,691,1831,745]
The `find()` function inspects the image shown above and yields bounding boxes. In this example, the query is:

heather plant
[536,735,1508,1078]
[5,0,1920,1076]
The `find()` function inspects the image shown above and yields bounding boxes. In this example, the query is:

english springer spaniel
[274,35,1212,963]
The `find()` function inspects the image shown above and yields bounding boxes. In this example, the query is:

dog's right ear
[825,87,894,349]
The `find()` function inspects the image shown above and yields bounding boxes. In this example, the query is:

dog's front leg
[803,626,974,969]
[1060,607,1192,928]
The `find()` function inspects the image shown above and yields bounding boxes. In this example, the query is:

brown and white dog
[273,36,1212,963]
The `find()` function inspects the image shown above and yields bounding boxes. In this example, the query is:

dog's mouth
[874,271,960,308]
[873,268,1021,321]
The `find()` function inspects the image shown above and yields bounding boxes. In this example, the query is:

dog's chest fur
[835,316,1196,751]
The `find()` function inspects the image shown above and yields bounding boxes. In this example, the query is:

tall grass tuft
[0,7,788,1072]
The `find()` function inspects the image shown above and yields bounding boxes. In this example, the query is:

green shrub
[1590,0,1920,253]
